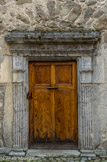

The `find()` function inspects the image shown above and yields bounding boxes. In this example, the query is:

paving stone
[26,149,80,157]
[9,151,25,156]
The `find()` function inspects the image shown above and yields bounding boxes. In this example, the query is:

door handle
[47,87,58,90]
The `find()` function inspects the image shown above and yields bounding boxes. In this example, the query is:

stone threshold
[0,148,107,161]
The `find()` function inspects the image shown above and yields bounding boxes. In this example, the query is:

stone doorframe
[6,30,100,150]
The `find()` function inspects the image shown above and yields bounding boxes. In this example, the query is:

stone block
[0,139,4,147]
[94,14,107,30]
[0,0,6,5]
[60,0,74,16]
[81,153,96,157]
[82,57,92,71]
[16,14,30,24]
[36,5,47,20]
[0,147,5,154]
[80,72,92,83]
[93,9,104,18]
[16,0,32,5]
[0,102,3,108]
[13,73,23,82]
[104,31,107,43]
[47,0,56,19]
[13,56,24,71]
[92,57,105,83]
[84,7,94,21]
[86,0,97,6]
[95,149,107,156]
[68,4,82,22]
[26,149,80,157]
[102,140,107,149]
[0,122,2,129]
[9,151,25,156]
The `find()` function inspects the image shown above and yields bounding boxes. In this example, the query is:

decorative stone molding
[5,31,100,150]
[0,86,5,147]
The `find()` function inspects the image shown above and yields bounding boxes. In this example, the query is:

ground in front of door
[0,150,107,162]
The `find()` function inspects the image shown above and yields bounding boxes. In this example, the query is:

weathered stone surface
[86,0,97,6]
[93,10,104,18]
[84,7,95,21]
[27,149,80,157]
[80,0,85,1]
[16,14,30,24]
[0,148,5,154]
[47,0,56,19]
[102,140,107,149]
[95,149,107,156]
[82,57,92,71]
[9,151,25,156]
[60,0,74,16]
[56,1,62,15]
[0,139,3,147]
[81,72,92,83]
[94,14,107,30]
[16,0,32,5]
[0,24,4,32]
[104,31,107,43]
[68,4,82,22]
[36,5,47,20]
[0,6,7,14]
[102,2,107,14]
[92,56,105,83]
[0,0,6,5]
[46,21,58,28]
[59,21,71,28]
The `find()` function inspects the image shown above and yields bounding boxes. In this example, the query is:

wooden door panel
[29,61,78,146]
[55,65,72,85]
[55,89,76,142]
[34,65,51,85]
[34,89,54,140]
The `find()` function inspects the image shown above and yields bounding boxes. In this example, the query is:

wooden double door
[29,61,78,146]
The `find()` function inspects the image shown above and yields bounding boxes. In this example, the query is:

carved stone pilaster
[79,85,93,149]
[13,84,23,148]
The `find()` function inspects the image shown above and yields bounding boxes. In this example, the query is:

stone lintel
[5,31,100,57]
[5,31,100,44]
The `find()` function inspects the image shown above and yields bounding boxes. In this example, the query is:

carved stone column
[12,56,28,149]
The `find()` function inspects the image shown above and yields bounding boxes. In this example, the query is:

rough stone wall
[0,0,107,153]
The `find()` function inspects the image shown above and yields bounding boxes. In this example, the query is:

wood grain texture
[29,61,78,146]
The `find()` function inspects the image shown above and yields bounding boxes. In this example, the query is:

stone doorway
[5,31,100,151]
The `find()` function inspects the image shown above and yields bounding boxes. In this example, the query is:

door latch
[27,92,32,99]
[47,87,58,90]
